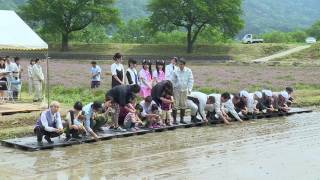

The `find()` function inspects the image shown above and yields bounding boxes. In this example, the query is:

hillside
[1,0,320,35]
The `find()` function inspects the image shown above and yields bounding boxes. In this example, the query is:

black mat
[1,108,312,151]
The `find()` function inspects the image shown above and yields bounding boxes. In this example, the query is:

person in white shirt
[187,91,215,123]
[10,57,22,99]
[171,58,194,124]
[126,58,139,85]
[111,53,125,88]
[34,101,64,145]
[208,92,232,124]
[90,61,102,89]
[165,57,178,81]
[27,59,35,95]
[247,91,263,113]
[32,58,44,102]
[139,96,162,128]
[222,94,243,122]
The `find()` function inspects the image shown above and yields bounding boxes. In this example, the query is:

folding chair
[2,79,15,103]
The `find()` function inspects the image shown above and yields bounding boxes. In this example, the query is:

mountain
[1,0,320,35]
[0,0,26,10]
[241,0,320,35]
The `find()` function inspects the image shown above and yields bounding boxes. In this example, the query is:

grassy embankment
[49,43,297,61]
[271,43,320,65]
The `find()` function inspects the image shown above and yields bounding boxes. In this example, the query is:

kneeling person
[83,101,107,140]
[34,101,64,145]
[65,101,87,141]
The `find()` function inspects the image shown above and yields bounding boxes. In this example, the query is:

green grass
[49,86,105,106]
[273,43,320,64]
[49,43,296,61]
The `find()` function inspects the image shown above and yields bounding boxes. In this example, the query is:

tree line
[19,0,243,53]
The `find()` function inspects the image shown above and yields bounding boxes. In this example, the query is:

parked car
[242,34,264,44]
[305,37,317,44]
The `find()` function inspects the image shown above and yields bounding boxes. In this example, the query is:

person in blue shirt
[82,101,107,140]
[90,61,101,89]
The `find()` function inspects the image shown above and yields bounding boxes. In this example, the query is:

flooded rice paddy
[0,112,320,179]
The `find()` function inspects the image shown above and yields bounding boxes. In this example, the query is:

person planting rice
[105,84,141,132]
[236,90,250,117]
[247,91,263,114]
[222,94,243,122]
[82,101,106,140]
[34,101,64,145]
[207,93,232,125]
[139,96,162,128]
[171,58,194,124]
[272,91,290,112]
[65,101,87,141]
[187,91,215,123]
[285,87,294,106]
[259,90,275,112]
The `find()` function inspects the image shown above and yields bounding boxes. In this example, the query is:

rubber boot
[34,127,43,145]
[180,109,187,124]
[191,115,202,123]
[172,109,178,125]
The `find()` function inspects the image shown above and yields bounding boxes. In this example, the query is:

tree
[20,0,119,51]
[112,18,152,43]
[307,20,320,40]
[148,0,243,53]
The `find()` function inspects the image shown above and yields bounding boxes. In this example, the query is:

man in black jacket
[105,84,140,132]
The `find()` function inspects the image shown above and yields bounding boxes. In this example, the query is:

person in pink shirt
[153,60,165,85]
[139,60,153,98]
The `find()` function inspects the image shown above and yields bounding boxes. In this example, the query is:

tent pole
[46,53,50,108]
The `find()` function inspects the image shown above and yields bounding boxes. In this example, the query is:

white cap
[240,90,249,98]
[254,91,263,99]
[263,90,272,97]
[280,91,289,101]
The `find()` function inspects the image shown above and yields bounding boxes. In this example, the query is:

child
[153,60,165,85]
[123,97,143,131]
[160,94,174,126]
[90,61,101,89]
[139,60,153,98]
[149,104,163,128]
[65,102,87,141]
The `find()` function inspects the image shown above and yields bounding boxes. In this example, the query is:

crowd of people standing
[34,53,295,145]
[0,56,44,103]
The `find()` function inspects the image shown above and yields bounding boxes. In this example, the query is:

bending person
[207,92,232,125]
[222,94,243,122]
[187,91,215,123]
[106,84,141,132]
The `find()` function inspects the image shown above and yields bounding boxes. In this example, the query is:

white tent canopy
[0,10,48,51]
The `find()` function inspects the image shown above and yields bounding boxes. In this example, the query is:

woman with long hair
[139,60,153,98]
[153,60,165,84]
[111,53,125,88]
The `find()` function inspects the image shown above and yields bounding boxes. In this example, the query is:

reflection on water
[1,113,320,179]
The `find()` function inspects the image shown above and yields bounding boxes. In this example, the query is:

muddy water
[1,113,320,179]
